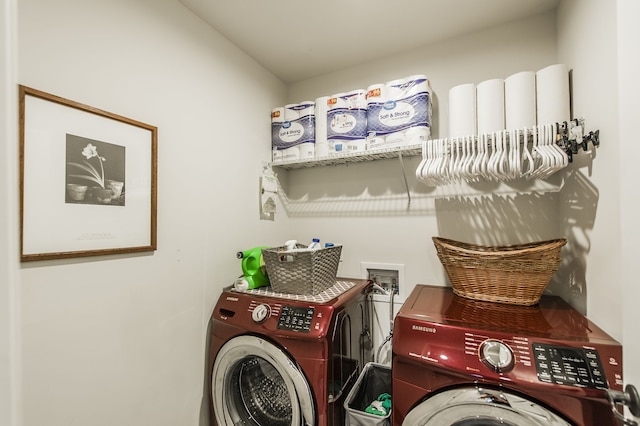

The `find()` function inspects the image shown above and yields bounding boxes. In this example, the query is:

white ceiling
[179,0,560,84]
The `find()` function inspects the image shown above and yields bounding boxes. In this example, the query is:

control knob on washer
[480,339,514,372]
[252,304,271,323]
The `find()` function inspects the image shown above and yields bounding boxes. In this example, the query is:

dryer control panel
[533,343,608,389]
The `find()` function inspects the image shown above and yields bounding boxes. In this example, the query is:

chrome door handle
[607,384,640,426]
[476,388,511,407]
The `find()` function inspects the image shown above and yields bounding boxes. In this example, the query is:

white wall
[618,0,640,388]
[557,0,622,342]
[556,0,640,398]
[1,1,20,425]
[17,0,287,425]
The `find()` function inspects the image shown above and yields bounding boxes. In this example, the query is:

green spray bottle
[235,246,270,290]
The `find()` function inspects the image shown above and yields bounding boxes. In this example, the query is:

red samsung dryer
[392,284,639,426]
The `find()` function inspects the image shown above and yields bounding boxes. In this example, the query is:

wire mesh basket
[433,237,567,306]
[262,244,342,295]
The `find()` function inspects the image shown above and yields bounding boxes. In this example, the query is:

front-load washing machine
[392,284,639,426]
[208,279,373,426]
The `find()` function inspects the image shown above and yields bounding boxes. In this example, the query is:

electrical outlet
[361,262,405,302]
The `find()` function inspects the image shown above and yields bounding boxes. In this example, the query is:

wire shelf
[270,144,422,170]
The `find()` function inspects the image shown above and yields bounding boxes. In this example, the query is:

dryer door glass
[402,386,572,426]
[212,335,315,426]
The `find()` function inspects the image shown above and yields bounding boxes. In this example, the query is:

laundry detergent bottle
[235,246,270,290]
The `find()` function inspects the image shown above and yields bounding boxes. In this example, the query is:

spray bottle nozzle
[284,240,298,251]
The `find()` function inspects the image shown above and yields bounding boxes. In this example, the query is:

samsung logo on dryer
[412,325,436,333]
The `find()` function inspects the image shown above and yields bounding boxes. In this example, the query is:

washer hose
[369,282,395,363]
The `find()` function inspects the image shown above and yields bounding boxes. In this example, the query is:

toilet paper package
[271,101,315,161]
[327,89,368,155]
[314,96,330,158]
[365,83,386,148]
[271,107,285,161]
[366,75,432,150]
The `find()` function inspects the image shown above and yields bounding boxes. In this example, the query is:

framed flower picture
[19,85,157,261]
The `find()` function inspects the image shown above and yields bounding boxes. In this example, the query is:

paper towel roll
[449,83,476,138]
[536,63,570,125]
[505,71,536,130]
[476,79,505,135]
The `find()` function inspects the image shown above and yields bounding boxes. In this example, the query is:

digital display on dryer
[533,343,608,389]
[277,306,315,332]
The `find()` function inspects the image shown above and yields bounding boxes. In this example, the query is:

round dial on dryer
[252,304,271,323]
[480,339,514,372]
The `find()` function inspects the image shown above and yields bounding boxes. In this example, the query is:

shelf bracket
[398,152,411,207]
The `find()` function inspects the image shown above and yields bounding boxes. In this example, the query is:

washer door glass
[212,335,315,426]
[231,356,292,424]
[402,386,572,426]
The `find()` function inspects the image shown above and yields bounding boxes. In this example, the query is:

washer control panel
[533,343,608,389]
[277,305,315,332]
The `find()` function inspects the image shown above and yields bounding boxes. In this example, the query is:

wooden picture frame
[19,85,157,261]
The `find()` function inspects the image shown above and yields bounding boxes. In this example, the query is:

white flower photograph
[65,135,126,206]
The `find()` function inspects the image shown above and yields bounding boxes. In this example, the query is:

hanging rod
[438,118,598,163]
[416,119,599,186]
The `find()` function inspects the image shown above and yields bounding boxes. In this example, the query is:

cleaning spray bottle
[234,246,270,291]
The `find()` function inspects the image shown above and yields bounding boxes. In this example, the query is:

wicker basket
[433,237,566,306]
[262,244,342,295]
